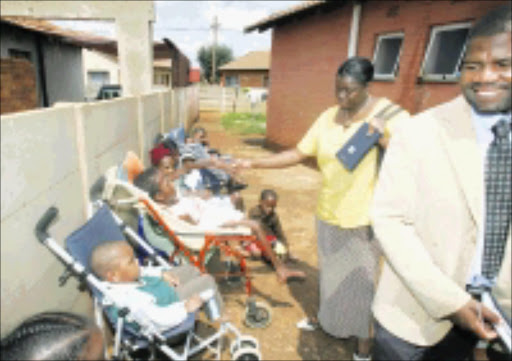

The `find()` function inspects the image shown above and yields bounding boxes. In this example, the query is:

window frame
[419,21,472,82]
[372,32,405,81]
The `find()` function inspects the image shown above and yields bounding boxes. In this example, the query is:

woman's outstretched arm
[235,148,309,170]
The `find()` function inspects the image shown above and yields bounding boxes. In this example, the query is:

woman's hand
[368,116,390,148]
[367,116,386,135]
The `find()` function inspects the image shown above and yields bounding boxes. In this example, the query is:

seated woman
[134,166,305,284]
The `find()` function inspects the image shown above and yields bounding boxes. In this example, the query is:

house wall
[0,22,85,107]
[43,39,85,104]
[221,70,268,88]
[266,0,508,148]
[1,22,44,107]
[0,85,199,336]
[0,58,38,114]
[267,5,351,148]
[82,48,120,99]
[357,0,508,114]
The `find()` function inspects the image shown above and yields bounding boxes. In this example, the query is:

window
[88,71,110,87]
[420,22,471,81]
[8,49,32,62]
[372,33,404,80]
[263,75,270,88]
[225,75,239,87]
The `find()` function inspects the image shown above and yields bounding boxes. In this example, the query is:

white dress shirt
[467,109,512,289]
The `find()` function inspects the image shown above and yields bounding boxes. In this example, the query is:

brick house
[1,16,110,114]
[219,51,270,88]
[245,0,508,148]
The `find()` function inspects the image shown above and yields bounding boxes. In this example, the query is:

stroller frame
[102,171,273,328]
[35,201,261,360]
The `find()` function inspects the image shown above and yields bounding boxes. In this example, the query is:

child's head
[259,189,278,215]
[90,241,140,283]
[134,167,177,204]
[150,144,176,175]
[180,151,196,172]
[190,127,208,146]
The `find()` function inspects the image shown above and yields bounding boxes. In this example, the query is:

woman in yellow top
[234,57,409,360]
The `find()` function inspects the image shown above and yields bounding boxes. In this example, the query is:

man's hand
[448,298,500,341]
[162,271,180,287]
[184,294,204,313]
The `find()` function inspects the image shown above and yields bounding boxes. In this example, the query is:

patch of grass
[220,112,266,135]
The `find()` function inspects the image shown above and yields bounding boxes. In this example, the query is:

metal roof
[245,0,344,33]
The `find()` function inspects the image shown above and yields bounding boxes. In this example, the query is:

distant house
[0,16,109,114]
[84,37,190,98]
[245,0,508,148]
[219,51,270,88]
[189,67,201,84]
[82,48,172,99]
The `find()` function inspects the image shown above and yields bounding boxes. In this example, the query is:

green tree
[197,44,233,84]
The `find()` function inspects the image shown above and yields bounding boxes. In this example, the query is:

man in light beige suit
[371,4,511,360]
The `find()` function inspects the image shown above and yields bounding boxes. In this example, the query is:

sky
[52,1,303,67]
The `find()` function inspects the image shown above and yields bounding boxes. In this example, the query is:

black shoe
[226,178,248,194]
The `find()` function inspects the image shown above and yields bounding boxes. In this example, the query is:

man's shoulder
[398,96,468,133]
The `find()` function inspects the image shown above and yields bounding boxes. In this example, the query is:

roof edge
[244,0,344,33]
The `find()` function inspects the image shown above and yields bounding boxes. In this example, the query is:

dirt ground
[196,111,354,360]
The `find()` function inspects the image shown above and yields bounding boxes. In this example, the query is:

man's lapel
[437,96,483,234]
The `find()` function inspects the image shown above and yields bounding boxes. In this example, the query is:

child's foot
[276,267,306,283]
[296,317,319,331]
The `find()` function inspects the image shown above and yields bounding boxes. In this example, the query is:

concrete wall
[265,0,508,148]
[0,85,198,335]
[199,85,267,114]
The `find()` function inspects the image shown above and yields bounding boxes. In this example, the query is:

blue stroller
[35,198,262,360]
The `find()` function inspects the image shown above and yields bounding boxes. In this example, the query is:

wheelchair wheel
[244,300,272,328]
[230,335,259,356]
[232,346,261,361]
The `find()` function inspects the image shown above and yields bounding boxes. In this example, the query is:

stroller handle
[89,176,106,201]
[35,206,59,242]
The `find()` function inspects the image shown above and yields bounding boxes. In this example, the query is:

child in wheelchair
[90,240,223,331]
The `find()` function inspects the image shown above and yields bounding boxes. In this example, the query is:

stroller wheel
[230,335,259,356]
[232,346,261,361]
[244,300,272,328]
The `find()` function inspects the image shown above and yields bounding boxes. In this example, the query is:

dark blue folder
[336,123,381,171]
[336,104,404,171]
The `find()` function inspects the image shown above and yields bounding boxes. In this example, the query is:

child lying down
[134,167,305,284]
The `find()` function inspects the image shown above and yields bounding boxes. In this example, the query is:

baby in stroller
[90,240,223,331]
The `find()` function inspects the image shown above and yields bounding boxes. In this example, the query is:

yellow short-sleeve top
[297,98,409,228]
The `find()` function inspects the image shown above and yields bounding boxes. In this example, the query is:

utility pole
[211,15,219,84]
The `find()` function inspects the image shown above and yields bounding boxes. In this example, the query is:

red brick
[266,0,508,147]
